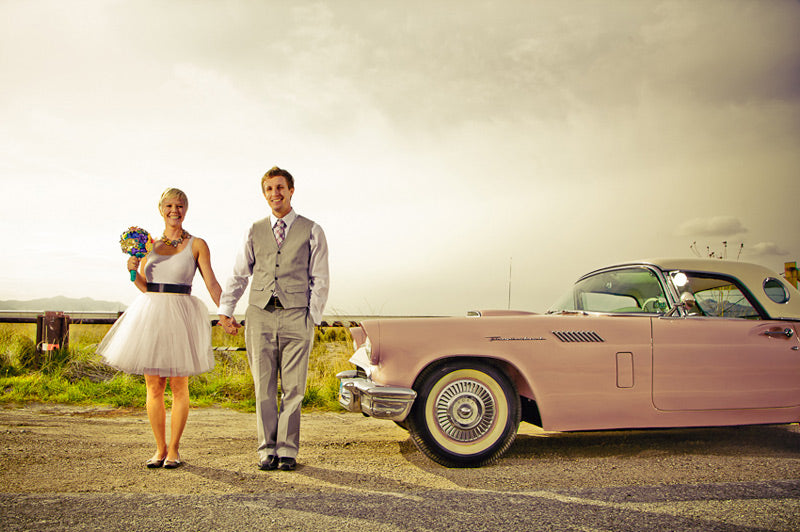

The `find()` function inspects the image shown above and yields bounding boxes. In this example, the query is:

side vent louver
[552,331,604,343]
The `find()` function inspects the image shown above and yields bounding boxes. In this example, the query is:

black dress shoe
[278,457,296,471]
[259,455,278,471]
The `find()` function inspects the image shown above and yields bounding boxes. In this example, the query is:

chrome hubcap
[434,379,495,442]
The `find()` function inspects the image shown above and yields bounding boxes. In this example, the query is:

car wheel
[407,361,520,467]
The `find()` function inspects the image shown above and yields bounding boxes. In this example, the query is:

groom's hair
[262,166,294,190]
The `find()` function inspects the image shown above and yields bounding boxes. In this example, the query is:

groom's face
[263,175,294,217]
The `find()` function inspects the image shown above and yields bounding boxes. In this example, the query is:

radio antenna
[507,257,512,310]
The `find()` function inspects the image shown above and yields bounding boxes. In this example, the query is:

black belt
[147,283,192,295]
[267,295,283,308]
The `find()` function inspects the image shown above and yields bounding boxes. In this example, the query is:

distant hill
[0,296,127,312]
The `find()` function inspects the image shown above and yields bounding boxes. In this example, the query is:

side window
[560,267,668,313]
[763,278,790,304]
[673,272,761,319]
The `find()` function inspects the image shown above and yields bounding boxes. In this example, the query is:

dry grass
[0,323,354,411]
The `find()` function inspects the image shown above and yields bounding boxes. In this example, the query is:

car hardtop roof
[644,257,779,275]
[585,258,800,320]
[585,258,779,277]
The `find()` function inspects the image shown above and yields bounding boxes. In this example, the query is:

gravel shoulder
[1,404,799,530]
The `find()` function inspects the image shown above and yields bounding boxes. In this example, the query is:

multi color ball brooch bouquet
[119,227,153,281]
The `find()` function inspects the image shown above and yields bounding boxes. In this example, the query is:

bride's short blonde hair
[159,188,188,211]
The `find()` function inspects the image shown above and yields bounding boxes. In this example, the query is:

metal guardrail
[0,311,361,327]
[0,311,122,325]
[0,311,359,357]
[0,311,124,355]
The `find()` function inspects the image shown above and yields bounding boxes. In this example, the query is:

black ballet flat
[163,457,182,469]
[146,457,166,469]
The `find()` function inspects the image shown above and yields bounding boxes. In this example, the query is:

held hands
[218,315,241,335]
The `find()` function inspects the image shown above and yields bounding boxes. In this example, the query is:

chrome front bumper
[336,370,417,422]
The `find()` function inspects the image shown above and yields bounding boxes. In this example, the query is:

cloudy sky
[1,0,799,317]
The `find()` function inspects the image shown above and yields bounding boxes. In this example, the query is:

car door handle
[764,328,794,338]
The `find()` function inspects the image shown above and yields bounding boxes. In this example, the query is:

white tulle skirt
[97,292,215,377]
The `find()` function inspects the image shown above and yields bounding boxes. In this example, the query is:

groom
[218,166,329,471]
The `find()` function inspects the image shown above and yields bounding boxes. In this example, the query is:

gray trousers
[245,304,313,460]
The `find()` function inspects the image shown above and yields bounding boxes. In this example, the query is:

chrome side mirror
[680,292,696,307]
[666,292,697,317]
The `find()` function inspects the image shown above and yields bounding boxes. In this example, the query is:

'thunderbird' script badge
[486,336,546,342]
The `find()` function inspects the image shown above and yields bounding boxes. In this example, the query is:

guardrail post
[36,311,70,355]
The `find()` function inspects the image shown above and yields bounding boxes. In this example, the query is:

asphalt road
[1,405,798,531]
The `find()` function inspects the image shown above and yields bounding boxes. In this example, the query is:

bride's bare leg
[145,374,168,462]
[167,376,190,462]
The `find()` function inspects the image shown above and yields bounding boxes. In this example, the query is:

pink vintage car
[338,259,800,467]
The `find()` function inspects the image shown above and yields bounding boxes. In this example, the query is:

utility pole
[785,262,798,288]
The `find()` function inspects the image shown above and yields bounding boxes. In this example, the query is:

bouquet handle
[129,269,137,282]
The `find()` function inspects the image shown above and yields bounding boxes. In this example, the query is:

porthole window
[763,278,790,304]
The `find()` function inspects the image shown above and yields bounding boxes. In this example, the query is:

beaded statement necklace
[161,230,189,248]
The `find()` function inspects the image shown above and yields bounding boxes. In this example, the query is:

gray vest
[248,215,313,309]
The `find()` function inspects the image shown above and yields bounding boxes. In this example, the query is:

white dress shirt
[218,209,329,325]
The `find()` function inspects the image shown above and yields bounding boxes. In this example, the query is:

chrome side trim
[336,370,417,422]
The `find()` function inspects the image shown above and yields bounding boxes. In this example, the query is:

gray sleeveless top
[144,237,197,285]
